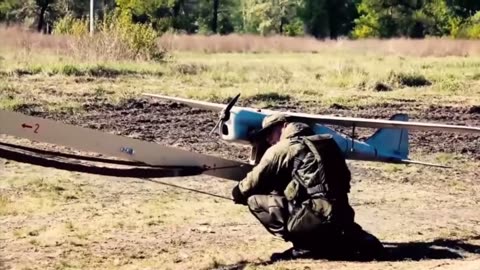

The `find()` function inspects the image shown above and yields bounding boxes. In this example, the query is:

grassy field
[1,29,480,270]
[2,51,480,112]
[1,28,480,112]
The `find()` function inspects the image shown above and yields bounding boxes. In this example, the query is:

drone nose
[209,93,240,136]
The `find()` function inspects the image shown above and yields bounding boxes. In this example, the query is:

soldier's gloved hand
[231,184,247,205]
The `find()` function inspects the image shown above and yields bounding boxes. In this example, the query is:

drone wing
[285,112,480,134]
[143,93,480,134]
[143,93,225,112]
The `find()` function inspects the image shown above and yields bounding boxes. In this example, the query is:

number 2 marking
[34,124,39,133]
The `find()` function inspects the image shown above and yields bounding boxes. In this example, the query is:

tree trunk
[329,15,338,39]
[327,0,337,39]
[173,0,182,18]
[279,17,285,34]
[212,0,219,33]
[37,5,48,33]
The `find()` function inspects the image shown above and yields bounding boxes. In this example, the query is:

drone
[0,93,479,181]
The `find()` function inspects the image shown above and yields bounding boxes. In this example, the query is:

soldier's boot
[354,231,385,261]
[342,223,385,261]
[270,246,319,261]
[270,235,332,261]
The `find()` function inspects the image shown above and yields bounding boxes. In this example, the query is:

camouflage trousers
[246,194,347,250]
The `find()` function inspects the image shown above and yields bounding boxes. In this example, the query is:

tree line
[1,0,480,39]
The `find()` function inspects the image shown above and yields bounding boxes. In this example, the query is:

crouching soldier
[231,113,384,261]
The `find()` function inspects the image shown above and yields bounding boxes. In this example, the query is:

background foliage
[1,0,480,39]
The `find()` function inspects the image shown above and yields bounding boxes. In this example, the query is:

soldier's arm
[236,142,289,197]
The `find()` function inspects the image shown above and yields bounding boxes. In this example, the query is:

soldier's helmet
[254,113,289,138]
[253,113,313,140]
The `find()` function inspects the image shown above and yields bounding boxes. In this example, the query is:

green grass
[1,49,480,113]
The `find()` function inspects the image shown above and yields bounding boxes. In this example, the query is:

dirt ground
[1,97,480,270]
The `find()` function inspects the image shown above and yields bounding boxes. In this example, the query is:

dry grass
[158,33,480,56]
[0,25,71,54]
[3,25,480,57]
[0,25,164,62]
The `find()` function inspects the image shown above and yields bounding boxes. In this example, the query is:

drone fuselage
[220,108,409,165]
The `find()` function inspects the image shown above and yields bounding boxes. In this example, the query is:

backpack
[284,134,351,203]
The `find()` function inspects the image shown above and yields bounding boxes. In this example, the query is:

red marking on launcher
[21,123,40,133]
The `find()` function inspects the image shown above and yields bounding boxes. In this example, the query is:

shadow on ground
[213,237,480,270]
[382,237,480,261]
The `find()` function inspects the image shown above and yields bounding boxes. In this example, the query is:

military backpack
[284,134,351,203]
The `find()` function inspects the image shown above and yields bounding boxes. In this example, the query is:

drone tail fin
[365,114,409,160]
[364,114,449,168]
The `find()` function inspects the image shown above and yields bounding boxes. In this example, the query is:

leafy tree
[296,0,358,39]
[297,0,328,38]
[194,0,239,34]
[243,0,301,35]
[352,0,465,38]
[35,0,54,32]
[2,0,480,39]
[52,0,115,20]
[0,0,22,23]
[420,0,460,36]
[213,0,239,34]
[352,0,429,38]
[115,0,171,32]
[454,10,480,38]
[447,0,480,18]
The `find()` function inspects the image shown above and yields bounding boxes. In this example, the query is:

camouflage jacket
[237,122,313,197]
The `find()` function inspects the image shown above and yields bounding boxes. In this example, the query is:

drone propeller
[209,93,241,136]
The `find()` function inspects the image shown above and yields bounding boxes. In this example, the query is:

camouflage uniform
[232,115,382,259]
